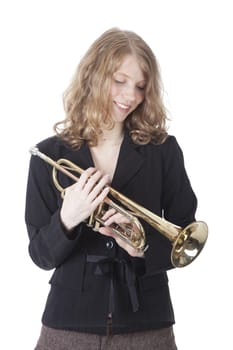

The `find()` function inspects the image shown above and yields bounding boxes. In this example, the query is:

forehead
[114,55,145,81]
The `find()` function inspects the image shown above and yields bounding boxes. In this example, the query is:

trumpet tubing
[29,146,208,267]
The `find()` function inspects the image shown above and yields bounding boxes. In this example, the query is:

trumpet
[29,146,208,267]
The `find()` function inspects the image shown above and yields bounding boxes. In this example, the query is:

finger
[66,168,99,196]
[104,212,130,226]
[62,168,97,199]
[87,174,110,201]
[101,208,116,221]
[99,227,145,257]
[77,167,97,189]
[99,228,127,249]
[83,170,106,194]
[98,226,113,236]
[91,186,110,208]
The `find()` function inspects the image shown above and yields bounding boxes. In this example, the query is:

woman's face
[110,55,146,123]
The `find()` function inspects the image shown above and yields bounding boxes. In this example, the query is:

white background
[0,0,232,349]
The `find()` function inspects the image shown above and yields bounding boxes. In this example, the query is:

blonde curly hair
[54,27,168,148]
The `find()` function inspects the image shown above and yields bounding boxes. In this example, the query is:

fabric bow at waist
[86,255,139,312]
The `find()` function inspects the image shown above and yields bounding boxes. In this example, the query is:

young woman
[25,27,198,349]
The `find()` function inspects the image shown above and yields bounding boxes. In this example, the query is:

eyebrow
[114,71,146,84]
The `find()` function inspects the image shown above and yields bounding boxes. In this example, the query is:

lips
[114,101,131,112]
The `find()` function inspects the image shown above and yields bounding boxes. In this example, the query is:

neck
[97,124,124,146]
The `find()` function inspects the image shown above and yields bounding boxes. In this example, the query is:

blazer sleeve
[25,151,84,270]
[161,136,197,227]
[144,136,198,274]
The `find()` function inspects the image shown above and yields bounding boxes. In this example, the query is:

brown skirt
[35,325,178,350]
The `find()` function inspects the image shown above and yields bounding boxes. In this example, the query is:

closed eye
[137,86,145,91]
[114,79,125,84]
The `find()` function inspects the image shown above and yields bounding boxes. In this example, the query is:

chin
[113,117,127,124]
[112,112,129,123]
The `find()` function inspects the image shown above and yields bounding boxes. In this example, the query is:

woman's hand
[99,208,145,258]
[60,167,110,231]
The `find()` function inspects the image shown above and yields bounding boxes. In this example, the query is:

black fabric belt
[86,255,139,312]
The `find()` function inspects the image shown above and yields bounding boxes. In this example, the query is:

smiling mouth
[115,101,130,111]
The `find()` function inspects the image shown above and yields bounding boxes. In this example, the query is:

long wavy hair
[54,28,169,148]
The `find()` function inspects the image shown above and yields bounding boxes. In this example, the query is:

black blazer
[25,131,197,334]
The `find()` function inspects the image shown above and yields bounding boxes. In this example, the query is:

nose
[123,85,136,103]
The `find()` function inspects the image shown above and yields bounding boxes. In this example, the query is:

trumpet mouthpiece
[29,146,39,156]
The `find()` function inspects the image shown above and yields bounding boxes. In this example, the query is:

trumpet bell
[171,221,208,267]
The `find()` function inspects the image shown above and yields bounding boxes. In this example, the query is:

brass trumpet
[29,146,208,267]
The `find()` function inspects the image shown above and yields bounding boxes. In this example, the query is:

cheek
[110,85,119,98]
[136,93,145,106]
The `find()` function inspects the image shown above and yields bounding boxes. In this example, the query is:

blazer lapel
[112,132,144,190]
[63,142,94,170]
[62,131,144,191]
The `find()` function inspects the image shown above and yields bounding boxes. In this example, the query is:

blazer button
[106,241,114,249]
